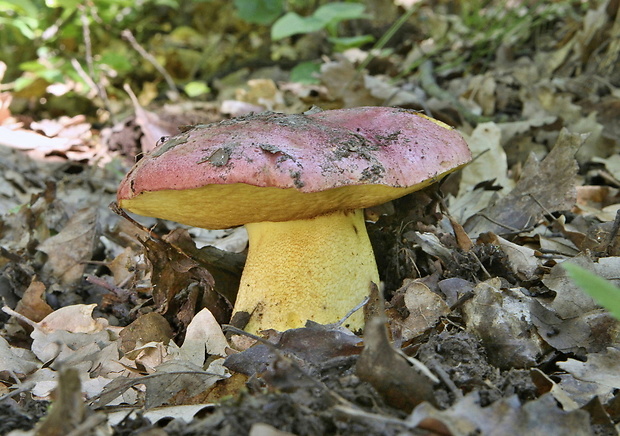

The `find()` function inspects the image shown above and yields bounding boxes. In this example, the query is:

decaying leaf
[461,278,547,369]
[139,229,231,331]
[357,316,438,411]
[464,129,584,236]
[408,392,592,436]
[558,348,620,392]
[37,207,98,285]
[541,256,620,319]
[119,312,174,354]
[14,278,53,325]
[225,322,362,379]
[0,335,40,377]
[394,279,450,340]
[91,359,226,409]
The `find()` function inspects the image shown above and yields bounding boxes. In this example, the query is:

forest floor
[1,1,620,435]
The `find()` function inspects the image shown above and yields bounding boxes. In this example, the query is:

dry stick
[75,6,115,121]
[79,8,96,86]
[121,29,180,101]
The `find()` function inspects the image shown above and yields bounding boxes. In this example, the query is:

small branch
[122,29,180,101]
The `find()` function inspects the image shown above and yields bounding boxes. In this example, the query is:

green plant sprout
[563,263,620,321]
[271,2,368,42]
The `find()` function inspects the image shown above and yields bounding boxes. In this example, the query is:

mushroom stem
[234,209,379,333]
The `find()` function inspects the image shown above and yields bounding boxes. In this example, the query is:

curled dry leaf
[37,304,108,334]
[357,316,438,412]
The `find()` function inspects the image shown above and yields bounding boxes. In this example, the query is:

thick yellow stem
[234,209,379,333]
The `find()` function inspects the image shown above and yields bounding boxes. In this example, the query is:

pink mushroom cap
[117,107,471,229]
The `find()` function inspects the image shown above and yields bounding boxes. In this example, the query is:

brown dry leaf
[530,368,580,411]
[461,278,547,369]
[141,232,219,325]
[37,207,98,285]
[463,74,497,116]
[458,122,511,197]
[464,129,584,236]
[14,278,53,324]
[125,83,178,154]
[37,303,108,334]
[409,392,592,436]
[225,322,362,378]
[107,246,137,286]
[319,57,381,108]
[92,359,226,409]
[119,312,174,354]
[530,298,618,356]
[396,280,450,340]
[234,79,284,111]
[357,316,438,412]
[249,423,297,436]
[143,359,227,408]
[0,126,76,156]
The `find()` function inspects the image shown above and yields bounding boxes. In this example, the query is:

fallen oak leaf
[357,315,439,412]
[14,278,53,328]
[37,207,98,285]
[90,364,226,409]
[464,128,584,236]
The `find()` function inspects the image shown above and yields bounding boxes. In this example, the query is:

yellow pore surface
[119,180,439,229]
[234,209,379,333]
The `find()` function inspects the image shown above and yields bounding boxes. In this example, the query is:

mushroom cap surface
[118,107,471,229]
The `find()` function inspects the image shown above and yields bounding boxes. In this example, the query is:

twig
[74,6,115,121]
[122,29,180,101]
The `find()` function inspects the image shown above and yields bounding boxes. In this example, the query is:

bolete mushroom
[117,107,471,333]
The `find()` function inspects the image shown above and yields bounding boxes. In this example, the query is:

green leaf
[313,2,367,24]
[0,0,39,17]
[328,34,374,51]
[234,0,283,25]
[271,11,323,40]
[98,51,133,74]
[45,0,79,8]
[563,263,620,321]
[289,61,321,84]
[184,81,210,97]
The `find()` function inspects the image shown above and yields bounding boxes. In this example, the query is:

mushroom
[117,107,471,333]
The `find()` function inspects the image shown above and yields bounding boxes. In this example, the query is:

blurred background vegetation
[0,0,604,121]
